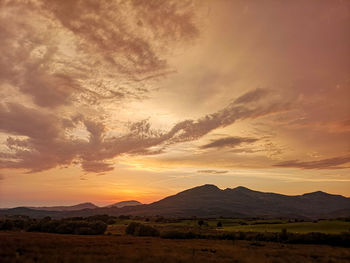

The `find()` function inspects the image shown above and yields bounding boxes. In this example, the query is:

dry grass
[1,231,350,263]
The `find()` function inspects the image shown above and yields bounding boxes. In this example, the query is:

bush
[26,219,107,235]
[125,222,140,235]
[125,222,159,237]
[87,215,116,224]
[0,220,14,230]
[119,215,131,220]
[198,220,204,227]
[161,231,197,239]
[279,228,288,241]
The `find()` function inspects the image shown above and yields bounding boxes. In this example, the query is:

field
[1,231,350,263]
[219,220,350,234]
[1,217,350,262]
[107,218,350,235]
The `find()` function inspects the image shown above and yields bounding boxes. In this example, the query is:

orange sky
[1,0,350,207]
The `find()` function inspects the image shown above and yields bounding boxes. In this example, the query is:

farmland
[1,216,350,262]
[1,231,350,263]
[107,218,350,235]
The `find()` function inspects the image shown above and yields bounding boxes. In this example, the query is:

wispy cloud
[234,88,270,104]
[200,136,258,149]
[197,170,228,174]
[274,156,350,170]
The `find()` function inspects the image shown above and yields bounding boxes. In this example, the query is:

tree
[198,220,204,227]
[217,221,223,228]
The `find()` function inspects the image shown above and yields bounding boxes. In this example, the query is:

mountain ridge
[104,200,142,208]
[1,185,349,219]
[27,202,98,211]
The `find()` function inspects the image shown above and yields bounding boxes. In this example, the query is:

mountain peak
[191,184,221,192]
[78,202,95,206]
[302,191,332,197]
[199,184,220,189]
[225,186,253,192]
[234,186,251,191]
[176,184,221,196]
[106,200,142,208]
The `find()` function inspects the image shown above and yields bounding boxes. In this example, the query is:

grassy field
[220,220,350,234]
[1,231,350,263]
[107,218,350,235]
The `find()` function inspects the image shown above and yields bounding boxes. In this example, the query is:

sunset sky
[1,0,350,207]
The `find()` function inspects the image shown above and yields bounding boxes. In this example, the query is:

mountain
[105,200,142,208]
[27,202,98,211]
[108,184,349,218]
[1,185,349,219]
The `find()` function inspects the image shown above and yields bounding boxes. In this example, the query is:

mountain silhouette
[105,200,142,208]
[27,202,98,211]
[1,185,349,219]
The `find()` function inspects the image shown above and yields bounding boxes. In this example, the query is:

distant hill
[27,202,98,211]
[105,200,142,208]
[1,185,349,219]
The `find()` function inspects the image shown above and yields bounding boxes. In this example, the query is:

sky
[0,0,350,207]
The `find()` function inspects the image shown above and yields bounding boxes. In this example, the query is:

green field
[219,220,350,234]
[108,218,350,235]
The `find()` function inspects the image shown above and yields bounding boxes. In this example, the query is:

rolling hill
[28,202,98,211]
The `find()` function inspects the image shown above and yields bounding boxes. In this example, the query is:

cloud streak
[200,136,258,149]
[274,156,350,170]
[197,170,228,174]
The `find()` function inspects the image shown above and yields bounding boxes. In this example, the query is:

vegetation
[1,215,350,262]
[125,222,159,237]
[1,231,350,263]
[1,215,350,247]
[0,215,108,235]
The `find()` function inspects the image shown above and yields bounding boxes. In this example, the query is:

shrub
[119,215,131,220]
[236,231,246,240]
[125,222,159,237]
[136,224,159,236]
[0,220,14,230]
[279,228,288,241]
[161,231,197,239]
[125,222,140,235]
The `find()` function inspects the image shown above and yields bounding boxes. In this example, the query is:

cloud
[162,98,290,145]
[0,88,290,173]
[0,103,61,139]
[197,170,228,174]
[234,88,270,104]
[0,0,202,109]
[0,0,207,173]
[274,156,350,169]
[81,161,114,173]
[200,136,258,149]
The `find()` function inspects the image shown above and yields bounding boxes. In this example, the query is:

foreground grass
[1,231,350,263]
